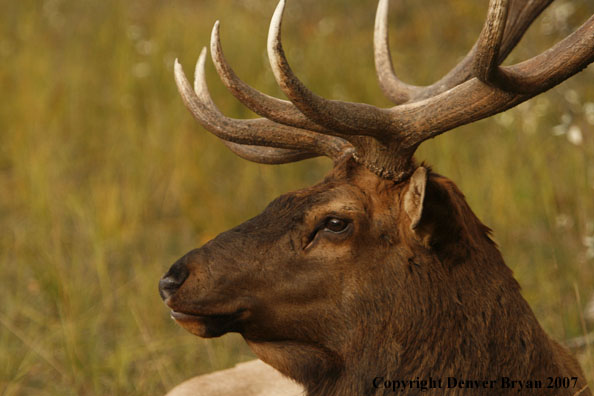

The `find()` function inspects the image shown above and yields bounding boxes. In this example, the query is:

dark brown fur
[160,157,591,395]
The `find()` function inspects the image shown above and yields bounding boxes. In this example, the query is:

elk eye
[324,218,349,233]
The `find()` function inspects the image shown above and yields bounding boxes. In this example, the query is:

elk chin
[170,310,247,338]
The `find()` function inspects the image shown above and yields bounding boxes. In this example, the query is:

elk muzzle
[159,248,252,338]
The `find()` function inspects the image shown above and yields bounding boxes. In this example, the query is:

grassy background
[0,0,593,394]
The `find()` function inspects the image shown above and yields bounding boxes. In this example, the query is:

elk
[159,0,594,394]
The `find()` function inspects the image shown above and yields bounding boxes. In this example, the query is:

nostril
[158,260,190,300]
[159,277,180,300]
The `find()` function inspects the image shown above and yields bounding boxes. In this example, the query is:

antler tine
[497,0,553,62]
[374,0,423,104]
[174,48,351,162]
[402,0,553,102]
[472,0,509,83]
[221,141,319,164]
[467,0,585,95]
[210,21,331,134]
[267,0,397,136]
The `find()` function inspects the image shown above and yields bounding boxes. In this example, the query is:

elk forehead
[304,198,365,222]
[234,185,341,238]
[244,163,377,232]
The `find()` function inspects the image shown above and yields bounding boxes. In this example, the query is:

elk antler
[374,0,558,102]
[175,0,594,180]
[174,49,352,164]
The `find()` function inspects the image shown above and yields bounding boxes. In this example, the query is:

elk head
[160,0,593,394]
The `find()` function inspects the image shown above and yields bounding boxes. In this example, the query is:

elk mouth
[170,308,248,338]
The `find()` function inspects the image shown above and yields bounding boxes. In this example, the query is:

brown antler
[374,0,557,102]
[175,0,594,180]
[174,48,352,164]
[210,21,331,135]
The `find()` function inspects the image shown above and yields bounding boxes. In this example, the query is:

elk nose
[159,259,190,300]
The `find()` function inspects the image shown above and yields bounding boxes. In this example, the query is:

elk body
[165,360,302,396]
[159,0,594,395]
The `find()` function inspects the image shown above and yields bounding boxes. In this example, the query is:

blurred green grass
[0,0,592,394]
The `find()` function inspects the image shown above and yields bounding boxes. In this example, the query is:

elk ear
[403,166,428,230]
